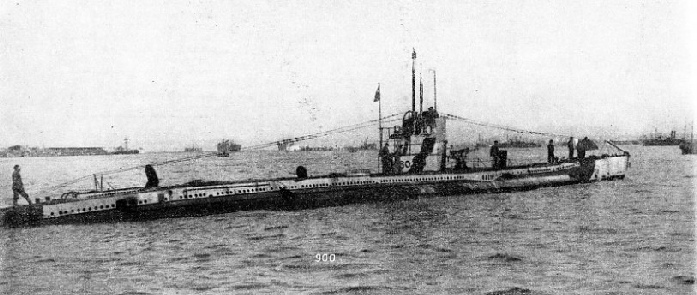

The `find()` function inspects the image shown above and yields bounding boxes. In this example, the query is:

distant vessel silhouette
[112,137,139,155]
[643,130,682,146]
[498,138,541,148]
[184,145,203,152]
[217,139,241,156]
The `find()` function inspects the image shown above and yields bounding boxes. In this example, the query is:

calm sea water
[0,146,695,295]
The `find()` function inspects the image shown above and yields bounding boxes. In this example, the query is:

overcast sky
[1,0,695,151]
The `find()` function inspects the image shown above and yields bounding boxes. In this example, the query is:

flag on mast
[374,84,380,102]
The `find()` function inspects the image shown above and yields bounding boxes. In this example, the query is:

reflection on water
[0,147,695,294]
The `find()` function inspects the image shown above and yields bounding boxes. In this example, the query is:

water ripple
[0,148,693,294]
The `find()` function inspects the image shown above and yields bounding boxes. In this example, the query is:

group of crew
[563,136,594,160]
[491,136,594,170]
[377,135,596,174]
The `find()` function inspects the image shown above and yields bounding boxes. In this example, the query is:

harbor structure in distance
[345,138,378,153]
[0,145,109,157]
[184,145,203,152]
[217,139,241,156]
[112,137,140,155]
[642,130,683,146]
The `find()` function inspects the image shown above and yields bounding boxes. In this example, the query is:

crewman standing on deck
[12,165,32,206]
[547,140,555,163]
[577,137,589,159]
[144,164,159,188]
[567,137,575,159]
[379,143,392,174]
[490,141,500,169]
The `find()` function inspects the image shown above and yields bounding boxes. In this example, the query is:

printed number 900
[315,253,336,262]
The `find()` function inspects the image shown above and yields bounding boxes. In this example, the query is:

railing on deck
[449,157,530,170]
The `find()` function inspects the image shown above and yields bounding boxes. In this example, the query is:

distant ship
[474,135,540,149]
[217,139,241,156]
[345,138,378,152]
[112,137,140,155]
[609,139,642,145]
[498,139,541,148]
[643,130,683,146]
[184,146,203,152]
[298,146,334,151]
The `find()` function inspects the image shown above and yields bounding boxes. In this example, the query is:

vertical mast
[419,76,423,114]
[433,71,437,111]
[375,83,382,172]
[378,84,382,150]
[412,48,416,115]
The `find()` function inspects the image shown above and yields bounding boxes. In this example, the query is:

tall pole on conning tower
[419,75,423,114]
[377,84,382,149]
[374,83,382,172]
[433,70,437,111]
[412,48,416,115]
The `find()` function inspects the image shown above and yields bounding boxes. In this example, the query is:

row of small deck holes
[528,168,553,173]
[51,176,473,217]
[51,204,115,216]
[380,176,464,183]
[183,187,271,199]
[301,183,329,188]
[297,177,464,188]
[179,177,464,194]
[339,181,372,186]
[176,176,466,198]
[294,181,373,189]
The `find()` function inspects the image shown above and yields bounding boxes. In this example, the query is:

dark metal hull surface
[1,156,629,227]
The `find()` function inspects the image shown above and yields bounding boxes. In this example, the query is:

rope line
[35,115,401,196]
[442,112,623,152]
[32,111,624,197]
[32,152,221,197]
[242,113,401,150]
[441,113,571,138]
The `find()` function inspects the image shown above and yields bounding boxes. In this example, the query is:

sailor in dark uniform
[567,137,575,159]
[144,164,159,188]
[547,139,555,163]
[12,165,32,206]
[379,143,392,174]
[577,137,588,159]
[392,144,403,174]
[490,141,500,169]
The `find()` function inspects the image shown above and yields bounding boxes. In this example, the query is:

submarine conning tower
[383,109,447,174]
[379,49,447,174]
